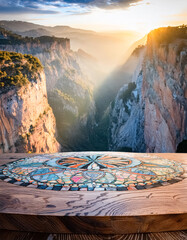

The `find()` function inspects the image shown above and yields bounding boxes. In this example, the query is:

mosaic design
[0,153,184,191]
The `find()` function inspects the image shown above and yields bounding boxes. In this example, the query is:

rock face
[0,53,60,153]
[0,34,70,90]
[0,29,95,151]
[109,47,146,152]
[110,27,187,153]
[143,31,187,152]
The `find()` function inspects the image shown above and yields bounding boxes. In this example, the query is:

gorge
[0,23,186,153]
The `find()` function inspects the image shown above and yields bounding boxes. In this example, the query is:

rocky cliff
[0,51,60,153]
[110,26,187,153]
[143,27,187,152]
[109,46,146,152]
[0,28,95,151]
[0,28,70,90]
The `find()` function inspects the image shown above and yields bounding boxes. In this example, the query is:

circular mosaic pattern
[0,153,184,191]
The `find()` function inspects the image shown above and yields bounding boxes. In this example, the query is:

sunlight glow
[0,0,186,35]
[68,0,187,34]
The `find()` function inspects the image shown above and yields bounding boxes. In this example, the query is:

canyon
[0,24,186,153]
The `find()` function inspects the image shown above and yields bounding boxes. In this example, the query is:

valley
[0,22,186,153]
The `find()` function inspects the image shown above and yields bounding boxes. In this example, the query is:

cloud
[0,0,59,14]
[0,7,58,14]
[62,0,143,9]
[0,0,143,15]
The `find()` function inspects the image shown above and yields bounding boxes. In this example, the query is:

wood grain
[0,230,187,240]
[0,153,186,234]
[0,213,187,234]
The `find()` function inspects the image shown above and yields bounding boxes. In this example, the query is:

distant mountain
[0,21,142,75]
[17,28,52,38]
[0,21,95,34]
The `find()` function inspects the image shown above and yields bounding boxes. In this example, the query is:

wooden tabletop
[0,152,186,235]
[0,230,187,240]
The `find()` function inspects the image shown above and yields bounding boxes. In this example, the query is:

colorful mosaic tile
[0,153,185,191]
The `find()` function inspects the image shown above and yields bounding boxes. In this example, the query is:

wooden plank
[0,230,49,240]
[0,153,186,234]
[0,213,187,234]
[0,230,187,240]
[0,179,187,216]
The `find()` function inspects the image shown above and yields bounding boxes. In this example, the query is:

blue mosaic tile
[37,185,47,190]
[70,186,79,191]
[52,186,62,191]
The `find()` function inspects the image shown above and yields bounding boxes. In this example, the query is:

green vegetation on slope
[0,51,43,88]
[54,89,76,105]
[132,45,145,56]
[121,82,136,104]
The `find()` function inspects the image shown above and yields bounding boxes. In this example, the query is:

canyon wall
[0,53,60,153]
[143,31,187,152]
[110,27,187,152]
[0,29,95,150]
[109,47,146,152]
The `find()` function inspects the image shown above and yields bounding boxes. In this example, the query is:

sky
[0,0,187,35]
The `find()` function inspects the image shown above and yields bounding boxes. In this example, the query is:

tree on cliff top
[149,25,187,45]
[0,51,43,89]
